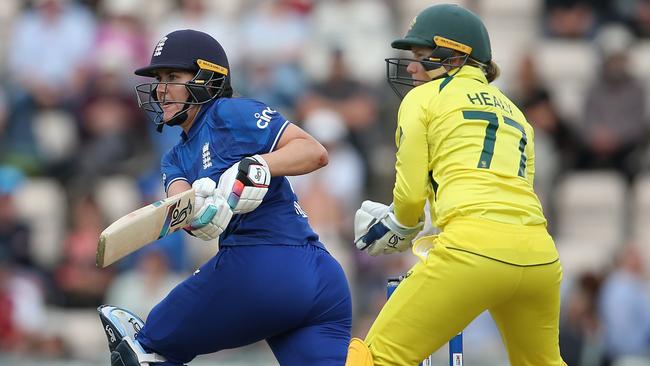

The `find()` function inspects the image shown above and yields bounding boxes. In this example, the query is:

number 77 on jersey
[96,189,195,268]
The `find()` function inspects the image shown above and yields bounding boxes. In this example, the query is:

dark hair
[221,79,233,98]
[484,60,501,83]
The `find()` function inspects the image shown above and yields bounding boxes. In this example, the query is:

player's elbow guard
[217,155,271,214]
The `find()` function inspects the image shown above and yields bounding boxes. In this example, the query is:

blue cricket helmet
[134,29,231,131]
[135,29,229,78]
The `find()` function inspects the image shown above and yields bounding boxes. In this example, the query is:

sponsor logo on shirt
[255,107,276,129]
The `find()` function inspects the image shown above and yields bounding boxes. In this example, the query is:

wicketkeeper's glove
[217,155,271,214]
[354,200,424,256]
[188,178,233,241]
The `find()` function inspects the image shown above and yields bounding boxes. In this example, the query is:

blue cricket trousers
[137,244,352,365]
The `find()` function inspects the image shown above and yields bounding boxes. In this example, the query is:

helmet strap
[166,96,193,126]
[425,66,450,80]
[422,51,469,80]
[155,95,194,132]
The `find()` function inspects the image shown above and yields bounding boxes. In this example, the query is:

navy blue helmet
[134,29,231,130]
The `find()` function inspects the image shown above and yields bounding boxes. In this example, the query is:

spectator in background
[544,0,598,38]
[522,89,579,219]
[293,109,365,216]
[0,166,61,356]
[105,248,184,320]
[117,232,188,274]
[522,90,577,172]
[0,259,57,356]
[94,0,151,83]
[53,196,112,308]
[511,53,579,216]
[599,245,650,363]
[559,272,605,366]
[576,24,647,182]
[236,0,308,114]
[634,0,650,37]
[615,0,650,38]
[0,167,32,271]
[5,0,96,172]
[73,60,151,188]
[0,90,9,164]
[510,53,544,105]
[298,48,379,180]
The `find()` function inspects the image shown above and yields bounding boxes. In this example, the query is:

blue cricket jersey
[160,97,322,248]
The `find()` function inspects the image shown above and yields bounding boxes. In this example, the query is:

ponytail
[484,60,501,83]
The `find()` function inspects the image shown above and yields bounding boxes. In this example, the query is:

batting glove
[217,155,271,214]
[188,178,233,241]
[354,200,423,256]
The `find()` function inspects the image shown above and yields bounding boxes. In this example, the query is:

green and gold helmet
[386,4,493,98]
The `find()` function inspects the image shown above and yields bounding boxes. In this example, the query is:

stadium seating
[13,178,67,269]
[554,171,628,276]
[631,173,650,274]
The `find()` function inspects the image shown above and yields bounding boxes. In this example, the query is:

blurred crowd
[0,0,649,365]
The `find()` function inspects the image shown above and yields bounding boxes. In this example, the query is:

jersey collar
[451,65,488,84]
[180,99,217,141]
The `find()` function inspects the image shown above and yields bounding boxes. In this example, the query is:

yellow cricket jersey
[393,66,558,265]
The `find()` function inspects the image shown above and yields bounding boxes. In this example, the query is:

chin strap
[155,96,193,133]
[426,62,465,81]
[425,66,449,80]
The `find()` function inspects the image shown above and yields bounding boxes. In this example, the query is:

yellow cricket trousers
[364,234,565,366]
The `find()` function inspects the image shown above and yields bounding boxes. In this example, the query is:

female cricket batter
[348,4,566,366]
[97,29,351,366]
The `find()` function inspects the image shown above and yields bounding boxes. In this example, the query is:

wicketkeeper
[347,4,566,366]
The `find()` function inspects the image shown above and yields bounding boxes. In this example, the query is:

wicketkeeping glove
[188,178,233,241]
[216,155,271,214]
[354,200,424,256]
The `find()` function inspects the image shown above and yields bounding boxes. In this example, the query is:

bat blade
[96,189,195,268]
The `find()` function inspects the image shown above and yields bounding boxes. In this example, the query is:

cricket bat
[96,189,195,268]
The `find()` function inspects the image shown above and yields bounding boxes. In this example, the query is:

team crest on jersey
[202,142,212,169]
[153,36,168,57]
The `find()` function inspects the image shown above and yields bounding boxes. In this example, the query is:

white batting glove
[192,177,216,213]
[216,155,271,214]
[188,178,233,241]
[354,200,424,256]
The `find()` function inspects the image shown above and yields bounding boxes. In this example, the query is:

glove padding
[216,155,271,214]
[354,200,424,256]
[188,178,233,241]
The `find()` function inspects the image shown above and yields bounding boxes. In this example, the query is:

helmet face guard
[387,4,492,99]
[133,29,231,131]
[386,47,468,99]
[135,68,227,130]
